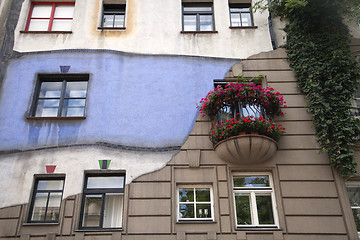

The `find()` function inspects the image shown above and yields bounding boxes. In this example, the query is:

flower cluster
[210,115,285,144]
[198,82,287,117]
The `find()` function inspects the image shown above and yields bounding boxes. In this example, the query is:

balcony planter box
[213,134,278,164]
[198,80,286,164]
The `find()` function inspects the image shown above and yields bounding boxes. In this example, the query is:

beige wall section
[1,48,358,239]
[13,0,273,58]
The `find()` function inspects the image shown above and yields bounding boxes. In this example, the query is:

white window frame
[177,185,215,222]
[346,182,360,237]
[232,173,279,228]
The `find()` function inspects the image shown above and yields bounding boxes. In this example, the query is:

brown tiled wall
[1,47,359,240]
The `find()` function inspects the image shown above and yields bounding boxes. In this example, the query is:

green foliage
[253,0,360,22]
[271,0,360,176]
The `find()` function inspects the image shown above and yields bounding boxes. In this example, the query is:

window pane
[103,14,115,27]
[28,19,50,31]
[62,99,86,116]
[52,19,72,31]
[196,204,211,218]
[352,209,360,231]
[179,204,194,218]
[199,15,213,31]
[35,99,60,117]
[114,14,125,27]
[37,180,64,190]
[347,186,360,206]
[83,195,102,227]
[54,5,74,18]
[233,176,269,188]
[256,194,274,224]
[45,192,62,221]
[39,82,62,98]
[87,176,125,189]
[235,194,252,225]
[196,188,210,202]
[183,15,196,31]
[31,5,52,18]
[65,82,88,98]
[231,13,241,26]
[241,13,252,26]
[103,194,123,228]
[31,193,47,221]
[183,7,212,12]
[179,188,194,202]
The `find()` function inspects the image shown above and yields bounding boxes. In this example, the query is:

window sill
[20,31,72,34]
[27,116,86,120]
[235,227,281,231]
[97,27,126,30]
[180,31,218,34]
[75,228,123,232]
[177,220,216,224]
[229,26,257,29]
[23,222,59,226]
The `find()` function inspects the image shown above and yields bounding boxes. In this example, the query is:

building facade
[0,0,359,239]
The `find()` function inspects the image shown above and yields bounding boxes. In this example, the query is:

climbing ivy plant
[256,0,360,176]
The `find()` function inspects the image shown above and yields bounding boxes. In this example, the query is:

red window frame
[25,2,75,31]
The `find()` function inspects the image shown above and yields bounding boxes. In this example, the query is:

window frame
[176,185,215,222]
[181,2,215,32]
[100,4,126,29]
[27,176,65,223]
[79,172,125,230]
[228,3,255,28]
[24,2,75,32]
[28,74,89,119]
[232,173,279,229]
[346,182,360,237]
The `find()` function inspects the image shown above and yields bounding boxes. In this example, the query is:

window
[182,3,214,32]
[233,174,278,228]
[177,186,214,221]
[25,2,74,31]
[101,4,126,28]
[351,83,360,117]
[229,4,253,27]
[28,177,65,223]
[30,74,88,118]
[80,173,125,229]
[346,183,360,237]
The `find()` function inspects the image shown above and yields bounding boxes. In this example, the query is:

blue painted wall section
[0,52,238,151]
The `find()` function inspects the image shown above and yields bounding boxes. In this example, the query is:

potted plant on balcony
[198,81,287,164]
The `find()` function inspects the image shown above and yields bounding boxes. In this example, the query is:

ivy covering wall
[267,0,360,176]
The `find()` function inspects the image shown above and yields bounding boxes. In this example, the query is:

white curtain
[103,194,123,228]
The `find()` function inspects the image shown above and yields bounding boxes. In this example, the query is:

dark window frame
[182,2,215,32]
[101,4,126,28]
[29,74,89,119]
[27,176,65,223]
[79,172,125,230]
[24,2,75,32]
[228,3,254,27]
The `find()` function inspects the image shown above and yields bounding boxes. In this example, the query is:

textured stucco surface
[0,52,237,151]
[13,0,273,58]
[0,146,177,208]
